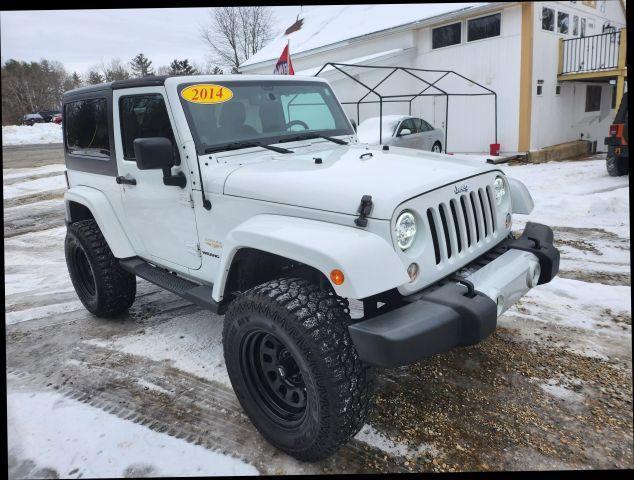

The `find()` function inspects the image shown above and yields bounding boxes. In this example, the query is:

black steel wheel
[223,277,373,462]
[241,330,307,426]
[65,219,136,317]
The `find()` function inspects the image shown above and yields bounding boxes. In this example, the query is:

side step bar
[119,258,224,314]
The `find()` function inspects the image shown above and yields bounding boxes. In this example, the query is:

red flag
[274,42,294,75]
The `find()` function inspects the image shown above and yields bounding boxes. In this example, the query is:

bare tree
[201,6,273,73]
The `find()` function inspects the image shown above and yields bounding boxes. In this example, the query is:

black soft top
[63,75,171,100]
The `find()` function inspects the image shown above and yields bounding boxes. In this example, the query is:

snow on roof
[294,48,408,77]
[242,3,487,69]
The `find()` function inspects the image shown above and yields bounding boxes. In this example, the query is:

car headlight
[395,211,417,250]
[493,176,507,206]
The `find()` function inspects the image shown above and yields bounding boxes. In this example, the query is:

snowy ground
[4,146,632,476]
[2,123,63,146]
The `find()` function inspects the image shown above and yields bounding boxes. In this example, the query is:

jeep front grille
[426,186,497,265]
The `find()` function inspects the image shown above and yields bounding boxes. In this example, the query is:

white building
[240,2,627,154]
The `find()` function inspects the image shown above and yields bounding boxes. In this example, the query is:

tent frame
[314,63,498,152]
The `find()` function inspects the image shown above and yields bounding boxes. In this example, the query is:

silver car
[357,114,445,152]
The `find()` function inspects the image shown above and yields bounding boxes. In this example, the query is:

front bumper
[348,222,560,367]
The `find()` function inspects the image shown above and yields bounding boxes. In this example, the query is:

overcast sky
[0,7,302,74]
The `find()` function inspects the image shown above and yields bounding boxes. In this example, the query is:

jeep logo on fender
[454,184,468,194]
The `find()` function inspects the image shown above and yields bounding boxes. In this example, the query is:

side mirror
[133,137,175,170]
[349,118,357,132]
[133,137,186,188]
[398,128,412,137]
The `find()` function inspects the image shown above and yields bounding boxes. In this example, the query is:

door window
[119,94,177,160]
[397,119,417,135]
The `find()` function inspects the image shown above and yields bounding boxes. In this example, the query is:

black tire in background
[223,277,373,462]
[606,152,629,177]
[432,141,442,153]
[65,219,136,317]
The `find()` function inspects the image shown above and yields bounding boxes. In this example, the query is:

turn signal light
[330,269,345,285]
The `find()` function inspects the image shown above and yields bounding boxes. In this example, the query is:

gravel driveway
[4,145,632,476]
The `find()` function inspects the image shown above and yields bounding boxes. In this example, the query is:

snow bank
[2,123,63,146]
[3,174,66,199]
[7,389,258,477]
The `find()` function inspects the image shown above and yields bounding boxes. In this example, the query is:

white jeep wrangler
[62,75,559,461]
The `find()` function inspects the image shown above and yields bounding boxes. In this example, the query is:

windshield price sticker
[181,84,233,104]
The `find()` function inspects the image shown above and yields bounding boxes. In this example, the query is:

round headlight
[395,211,417,250]
[493,176,507,206]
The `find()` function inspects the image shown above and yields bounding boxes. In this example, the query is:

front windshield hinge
[354,195,373,228]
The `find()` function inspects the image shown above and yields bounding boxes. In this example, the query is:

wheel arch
[212,214,409,302]
[64,186,136,258]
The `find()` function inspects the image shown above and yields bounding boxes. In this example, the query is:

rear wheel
[432,141,442,153]
[223,277,373,461]
[65,219,136,317]
[606,152,628,176]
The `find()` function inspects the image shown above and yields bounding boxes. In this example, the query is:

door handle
[116,175,137,185]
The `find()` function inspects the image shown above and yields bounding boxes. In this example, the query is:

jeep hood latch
[354,195,373,227]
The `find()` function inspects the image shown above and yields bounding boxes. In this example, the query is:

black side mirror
[134,137,174,170]
[349,118,357,132]
[133,137,186,188]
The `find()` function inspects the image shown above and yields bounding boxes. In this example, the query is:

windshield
[178,80,354,153]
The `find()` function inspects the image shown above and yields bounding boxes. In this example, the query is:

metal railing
[560,30,622,74]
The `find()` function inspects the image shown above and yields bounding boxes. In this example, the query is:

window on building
[536,80,544,96]
[611,84,617,109]
[64,98,110,158]
[467,13,501,41]
[558,12,570,34]
[580,17,586,36]
[572,15,579,35]
[555,84,562,95]
[432,22,462,49]
[542,7,555,31]
[119,94,177,160]
[585,85,602,112]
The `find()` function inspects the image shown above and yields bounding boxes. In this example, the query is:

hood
[223,144,498,219]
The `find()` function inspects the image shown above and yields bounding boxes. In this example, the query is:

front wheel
[222,277,373,461]
[432,141,442,153]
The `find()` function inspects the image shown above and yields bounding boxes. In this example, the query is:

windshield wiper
[278,133,348,145]
[204,141,293,154]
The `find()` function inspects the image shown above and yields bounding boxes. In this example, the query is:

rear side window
[64,99,110,158]
[119,94,176,160]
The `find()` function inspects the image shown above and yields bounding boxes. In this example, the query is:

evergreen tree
[86,70,104,85]
[130,53,154,77]
[168,59,198,75]
[210,65,224,75]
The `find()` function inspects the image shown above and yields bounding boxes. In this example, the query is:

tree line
[2,6,276,125]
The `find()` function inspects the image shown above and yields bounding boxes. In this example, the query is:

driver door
[113,87,201,270]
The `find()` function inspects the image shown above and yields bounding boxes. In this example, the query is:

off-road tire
[606,153,629,176]
[432,141,442,153]
[65,219,136,317]
[223,277,373,461]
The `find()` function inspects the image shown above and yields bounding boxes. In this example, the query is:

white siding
[530,1,626,150]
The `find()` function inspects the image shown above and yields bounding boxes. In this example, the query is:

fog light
[330,269,345,285]
[505,213,512,230]
[407,263,419,282]
[496,295,504,316]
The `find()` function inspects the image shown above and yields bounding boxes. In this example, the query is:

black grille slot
[460,195,472,247]
[450,199,462,253]
[486,185,496,232]
[478,189,488,238]
[469,192,480,242]
[438,204,452,259]
[427,208,441,264]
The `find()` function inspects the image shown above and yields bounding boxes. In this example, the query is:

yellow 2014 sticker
[181,84,233,104]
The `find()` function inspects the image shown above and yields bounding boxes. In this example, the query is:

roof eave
[240,2,512,72]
